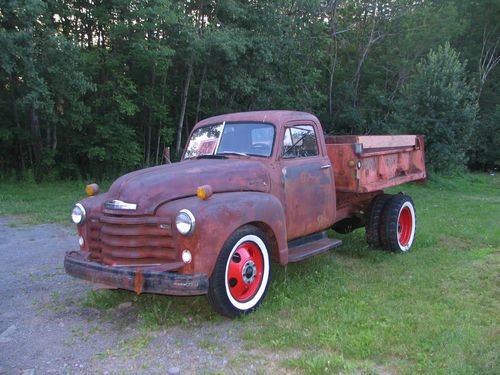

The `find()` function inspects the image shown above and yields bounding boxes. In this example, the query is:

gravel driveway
[0,217,283,375]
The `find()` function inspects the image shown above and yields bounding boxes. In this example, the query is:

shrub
[391,43,478,173]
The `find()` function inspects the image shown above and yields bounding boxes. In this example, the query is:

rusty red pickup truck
[65,111,426,317]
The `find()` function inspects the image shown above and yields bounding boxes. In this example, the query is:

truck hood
[105,159,271,215]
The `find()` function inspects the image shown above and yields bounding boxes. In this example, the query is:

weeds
[3,173,499,373]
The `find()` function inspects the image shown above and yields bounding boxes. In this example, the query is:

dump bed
[325,135,426,193]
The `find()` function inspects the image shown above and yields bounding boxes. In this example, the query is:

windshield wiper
[193,154,226,159]
[219,151,250,157]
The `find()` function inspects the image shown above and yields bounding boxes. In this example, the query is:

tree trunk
[353,2,383,103]
[145,39,157,165]
[184,115,190,140]
[52,123,57,151]
[155,127,163,165]
[478,28,500,100]
[146,125,152,165]
[328,40,338,118]
[11,90,24,179]
[155,72,168,165]
[195,63,207,124]
[175,60,193,157]
[29,103,44,182]
[26,25,43,181]
[326,0,341,118]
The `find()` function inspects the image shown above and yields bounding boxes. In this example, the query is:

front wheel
[207,225,271,318]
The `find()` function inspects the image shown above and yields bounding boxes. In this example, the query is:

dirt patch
[0,217,288,374]
[438,235,475,251]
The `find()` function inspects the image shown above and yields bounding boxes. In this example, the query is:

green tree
[468,105,500,170]
[1,0,498,179]
[0,0,93,180]
[391,43,478,173]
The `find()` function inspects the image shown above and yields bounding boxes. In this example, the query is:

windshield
[184,122,275,159]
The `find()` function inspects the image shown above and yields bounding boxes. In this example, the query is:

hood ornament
[104,200,137,210]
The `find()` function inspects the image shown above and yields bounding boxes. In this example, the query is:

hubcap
[398,206,413,246]
[242,261,257,283]
[227,242,264,302]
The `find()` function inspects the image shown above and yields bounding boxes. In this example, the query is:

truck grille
[88,214,178,267]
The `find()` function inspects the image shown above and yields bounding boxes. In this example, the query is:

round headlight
[176,209,195,235]
[71,203,86,224]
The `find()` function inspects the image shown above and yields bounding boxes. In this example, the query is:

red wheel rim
[227,241,264,302]
[398,206,413,246]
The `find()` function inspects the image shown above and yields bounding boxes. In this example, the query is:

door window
[282,125,319,158]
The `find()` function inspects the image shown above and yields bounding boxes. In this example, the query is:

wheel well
[248,221,280,263]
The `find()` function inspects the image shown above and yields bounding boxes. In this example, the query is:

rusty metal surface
[280,157,335,239]
[287,231,342,262]
[155,192,289,275]
[104,159,271,216]
[326,135,426,193]
[64,251,208,295]
[88,214,178,267]
[335,191,381,223]
[250,115,337,241]
[67,110,426,296]
[193,110,320,131]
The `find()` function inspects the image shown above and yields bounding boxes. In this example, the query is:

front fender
[157,192,287,276]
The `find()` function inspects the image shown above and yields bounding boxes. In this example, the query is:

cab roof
[193,110,320,130]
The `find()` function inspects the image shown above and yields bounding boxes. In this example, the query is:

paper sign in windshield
[199,139,217,155]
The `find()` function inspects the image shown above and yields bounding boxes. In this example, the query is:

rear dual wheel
[366,193,416,252]
[380,194,416,252]
[208,225,271,318]
[366,194,392,247]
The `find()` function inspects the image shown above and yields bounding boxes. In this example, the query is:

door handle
[320,164,331,169]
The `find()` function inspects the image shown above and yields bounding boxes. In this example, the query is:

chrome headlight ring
[175,209,196,236]
[71,203,86,225]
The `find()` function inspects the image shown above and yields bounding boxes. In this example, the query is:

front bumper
[64,251,208,295]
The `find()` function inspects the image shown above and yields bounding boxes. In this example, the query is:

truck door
[279,123,335,240]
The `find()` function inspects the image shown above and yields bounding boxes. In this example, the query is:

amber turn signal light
[196,185,213,200]
[85,183,100,196]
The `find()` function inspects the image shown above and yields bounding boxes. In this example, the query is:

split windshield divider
[213,121,226,156]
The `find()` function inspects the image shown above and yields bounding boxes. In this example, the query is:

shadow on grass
[79,233,377,332]
[79,229,385,329]
[82,288,223,329]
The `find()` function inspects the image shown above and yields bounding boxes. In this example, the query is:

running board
[287,231,342,262]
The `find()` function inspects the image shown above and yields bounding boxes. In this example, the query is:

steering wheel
[251,143,270,155]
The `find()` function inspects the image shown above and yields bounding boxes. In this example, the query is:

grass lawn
[1,173,498,374]
[0,179,109,225]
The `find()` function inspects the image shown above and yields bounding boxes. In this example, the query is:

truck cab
[65,110,426,317]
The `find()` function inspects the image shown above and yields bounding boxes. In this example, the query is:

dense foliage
[391,44,478,173]
[1,0,499,180]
